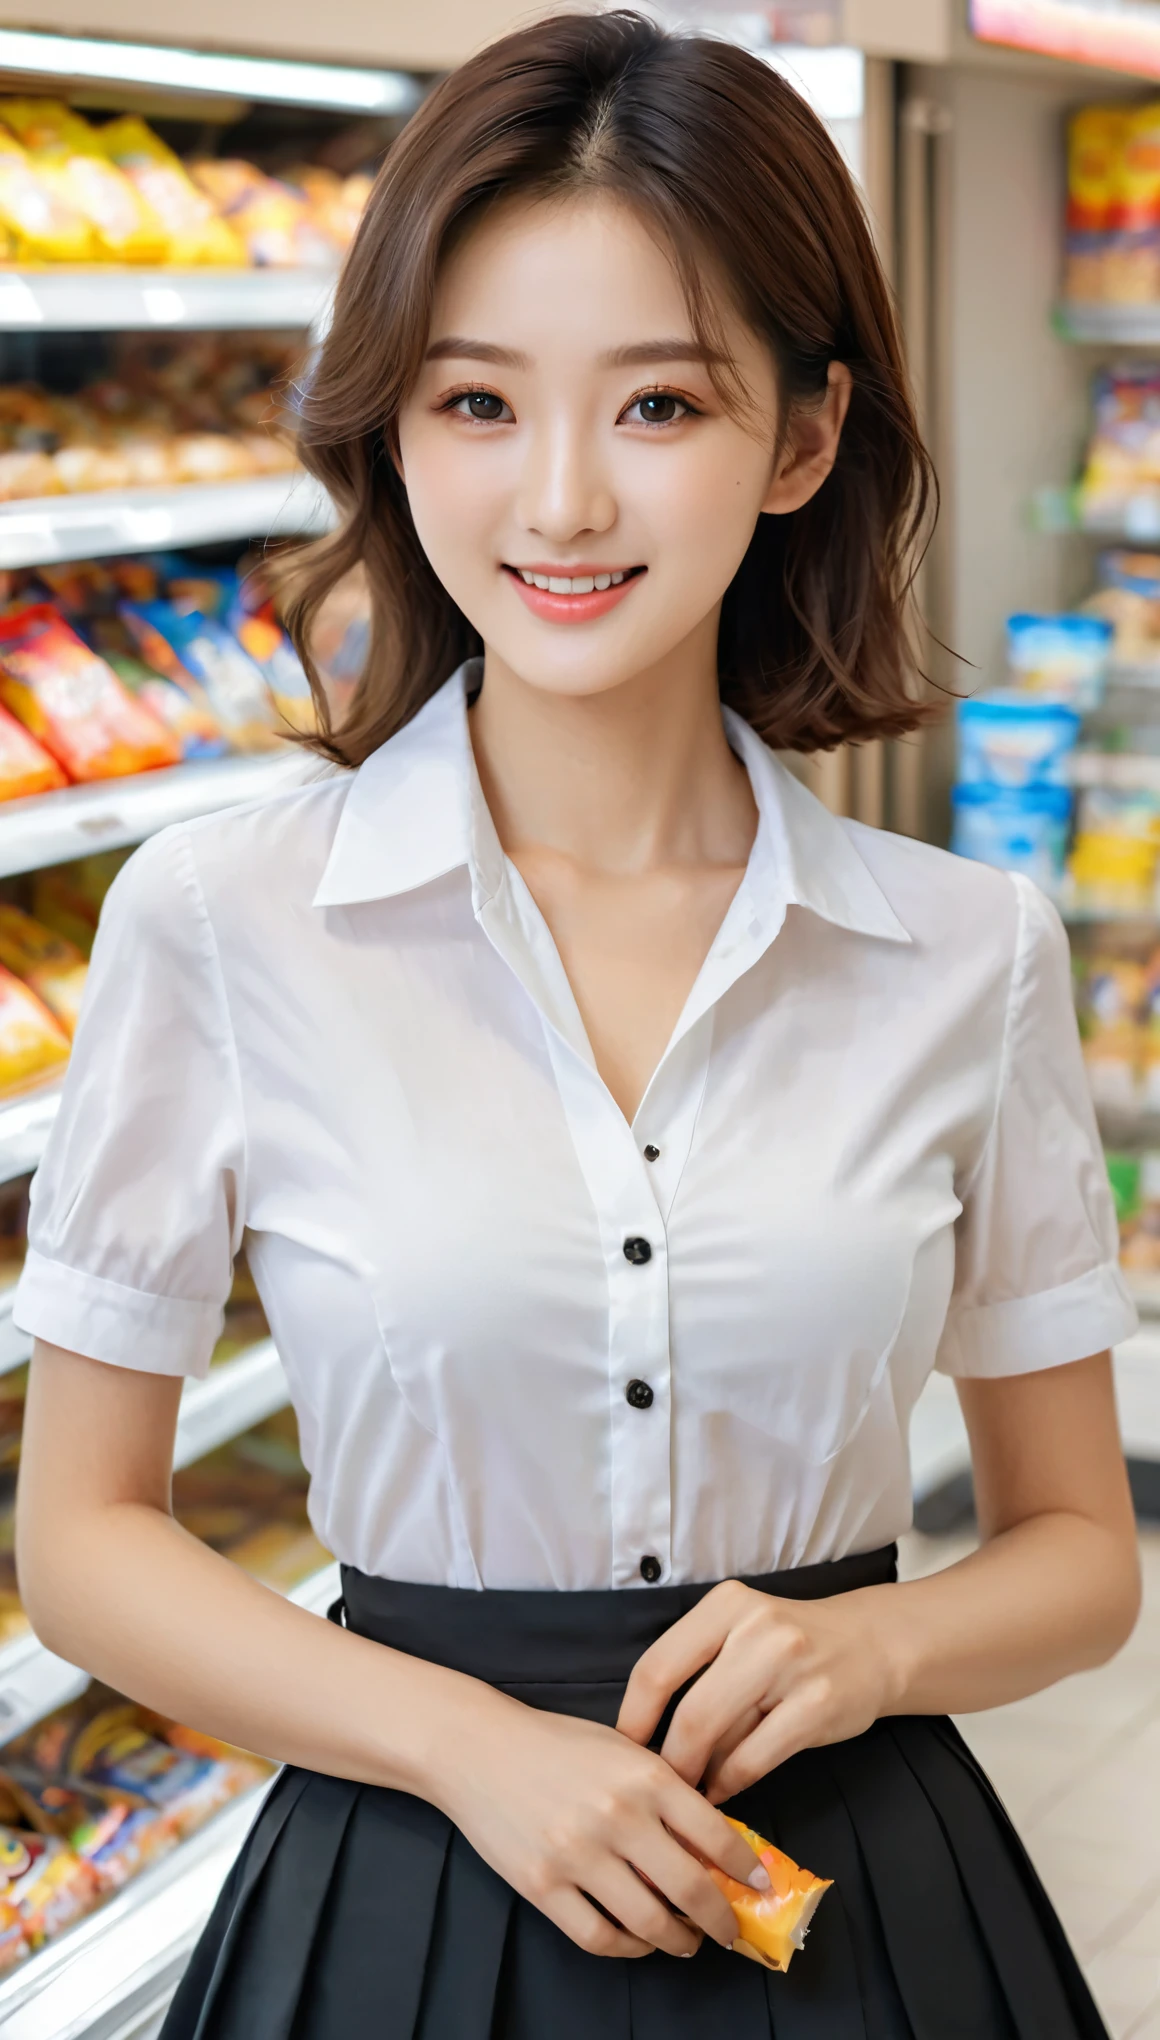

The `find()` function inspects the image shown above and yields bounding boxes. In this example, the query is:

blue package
[956,694,1081,790]
[951,784,1072,892]
[1006,612,1112,711]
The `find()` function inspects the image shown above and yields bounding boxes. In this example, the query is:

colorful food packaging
[705,1818,830,1972]
[0,704,67,802]
[0,966,71,1096]
[0,907,88,1039]
[81,611,227,760]
[0,101,167,263]
[0,606,182,781]
[0,129,94,263]
[956,694,1081,790]
[187,159,335,267]
[120,601,279,752]
[31,851,130,959]
[1005,613,1112,712]
[0,1825,101,1954]
[229,604,315,733]
[94,116,246,266]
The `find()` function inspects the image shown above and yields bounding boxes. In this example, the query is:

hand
[427,1682,772,1959]
[616,1581,900,1804]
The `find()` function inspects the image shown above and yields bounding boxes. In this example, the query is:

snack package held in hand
[0,703,67,802]
[0,606,182,781]
[0,101,167,263]
[95,116,246,266]
[0,906,88,1038]
[121,600,279,751]
[705,1818,831,1972]
[0,129,94,262]
[0,965,70,1096]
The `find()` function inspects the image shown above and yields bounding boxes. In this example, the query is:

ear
[760,362,853,517]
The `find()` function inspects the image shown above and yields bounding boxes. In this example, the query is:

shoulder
[107,762,354,935]
[840,818,1061,984]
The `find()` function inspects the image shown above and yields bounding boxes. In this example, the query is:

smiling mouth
[503,564,646,594]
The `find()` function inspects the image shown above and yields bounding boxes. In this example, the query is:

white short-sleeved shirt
[13,663,1136,1589]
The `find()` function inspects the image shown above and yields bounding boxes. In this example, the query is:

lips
[503,562,646,624]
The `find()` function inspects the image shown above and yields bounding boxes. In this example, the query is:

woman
[13,14,1139,2038]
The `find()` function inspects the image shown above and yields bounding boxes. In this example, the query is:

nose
[514,408,616,543]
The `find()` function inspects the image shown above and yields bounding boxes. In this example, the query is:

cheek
[398,428,506,587]
[633,441,770,596]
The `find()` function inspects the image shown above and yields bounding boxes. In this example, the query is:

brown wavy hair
[281,9,936,764]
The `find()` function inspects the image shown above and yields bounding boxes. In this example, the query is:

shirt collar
[313,658,911,947]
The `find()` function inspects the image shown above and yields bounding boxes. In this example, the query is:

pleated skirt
[161,1545,1110,2040]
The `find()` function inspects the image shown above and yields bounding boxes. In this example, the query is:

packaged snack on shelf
[956,694,1080,788]
[0,907,87,1038]
[951,784,1071,892]
[0,966,71,1097]
[31,850,130,959]
[1119,1152,1160,1275]
[227,592,315,733]
[120,601,279,752]
[0,606,182,781]
[0,102,167,265]
[1083,549,1160,674]
[172,1407,330,1594]
[187,159,335,267]
[1005,613,1112,710]
[82,611,227,760]
[0,129,94,264]
[0,704,67,803]
[1067,783,1160,917]
[283,165,373,252]
[1075,942,1149,1106]
[0,1825,100,1960]
[94,116,247,266]
[1077,366,1160,530]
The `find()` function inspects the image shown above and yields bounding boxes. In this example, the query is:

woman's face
[398,190,846,702]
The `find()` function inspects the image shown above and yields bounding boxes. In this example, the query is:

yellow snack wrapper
[0,965,70,1098]
[96,117,247,266]
[0,906,88,1039]
[0,129,94,263]
[707,1818,831,1972]
[0,101,167,263]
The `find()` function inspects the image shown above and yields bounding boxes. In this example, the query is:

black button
[623,1237,652,1264]
[643,1144,660,1163]
[625,1379,654,1410]
[639,1555,662,1583]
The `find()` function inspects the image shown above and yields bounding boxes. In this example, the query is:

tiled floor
[899,1523,1160,2039]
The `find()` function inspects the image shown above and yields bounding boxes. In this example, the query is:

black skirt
[161,1546,1109,2040]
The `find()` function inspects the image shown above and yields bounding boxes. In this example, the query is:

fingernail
[747,1865,772,1891]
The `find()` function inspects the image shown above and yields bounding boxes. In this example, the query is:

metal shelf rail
[0,474,334,571]
[0,269,336,335]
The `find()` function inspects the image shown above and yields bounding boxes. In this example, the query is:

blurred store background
[0,1,1151,2033]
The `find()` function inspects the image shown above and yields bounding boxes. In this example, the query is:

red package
[0,605,181,782]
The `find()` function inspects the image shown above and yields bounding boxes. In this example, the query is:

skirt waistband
[333,1546,897,1727]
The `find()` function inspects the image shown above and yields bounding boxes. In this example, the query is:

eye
[444,387,513,423]
[621,389,696,427]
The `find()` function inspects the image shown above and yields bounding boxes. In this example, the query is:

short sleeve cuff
[13,1247,221,1379]
[936,1260,1139,1379]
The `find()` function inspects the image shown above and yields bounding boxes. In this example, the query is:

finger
[704,1682,831,1805]
[617,1582,748,1745]
[593,1861,703,1958]
[660,1774,772,1889]
[629,1828,739,1947]
[659,1624,806,1785]
[547,1885,655,1960]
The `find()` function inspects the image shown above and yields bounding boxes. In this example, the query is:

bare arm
[619,1353,1140,1798]
[16,1340,763,1958]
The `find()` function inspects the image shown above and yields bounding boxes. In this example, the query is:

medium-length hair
[281,9,936,763]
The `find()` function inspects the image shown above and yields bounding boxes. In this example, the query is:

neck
[468,621,757,876]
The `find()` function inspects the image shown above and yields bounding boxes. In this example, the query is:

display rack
[0,1563,340,2040]
[0,269,336,334]
[1055,303,1160,345]
[0,474,334,571]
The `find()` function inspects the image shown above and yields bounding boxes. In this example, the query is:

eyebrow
[423,336,727,370]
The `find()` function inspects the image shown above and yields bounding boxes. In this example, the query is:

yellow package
[1121,104,1160,231]
[0,965,70,1098]
[95,118,246,267]
[0,129,94,263]
[1068,106,1128,231]
[706,1818,831,1973]
[0,102,167,264]
[0,906,88,1038]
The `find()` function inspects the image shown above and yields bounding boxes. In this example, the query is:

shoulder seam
[169,825,249,1251]
[956,870,1031,1207]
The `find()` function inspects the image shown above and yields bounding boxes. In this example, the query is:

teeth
[516,569,632,594]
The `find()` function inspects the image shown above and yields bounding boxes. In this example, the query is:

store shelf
[1055,303,1160,346]
[0,28,423,117]
[0,269,336,334]
[174,1341,289,1470]
[0,749,310,881]
[0,474,333,570]
[0,1560,340,2040]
